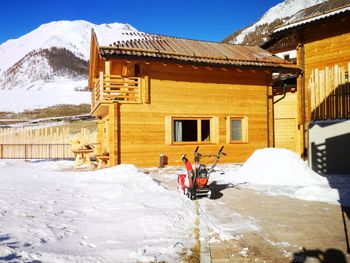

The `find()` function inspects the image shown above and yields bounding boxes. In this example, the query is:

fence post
[49,144,51,160]
[24,144,27,159]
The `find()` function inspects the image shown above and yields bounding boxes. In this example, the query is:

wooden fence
[309,63,350,120]
[0,127,97,159]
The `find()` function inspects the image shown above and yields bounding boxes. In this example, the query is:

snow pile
[237,148,326,186]
[0,161,196,262]
[210,148,343,205]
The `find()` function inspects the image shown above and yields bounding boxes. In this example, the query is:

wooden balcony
[91,73,141,115]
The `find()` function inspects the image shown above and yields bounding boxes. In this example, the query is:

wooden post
[296,43,304,157]
[108,103,120,166]
[267,83,274,147]
[99,71,104,102]
[138,77,142,102]
[96,118,103,155]
[105,60,111,99]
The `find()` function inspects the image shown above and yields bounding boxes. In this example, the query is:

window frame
[165,116,218,145]
[226,116,248,144]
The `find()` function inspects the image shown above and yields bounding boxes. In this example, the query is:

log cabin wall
[302,14,350,121]
[274,91,299,152]
[99,61,273,167]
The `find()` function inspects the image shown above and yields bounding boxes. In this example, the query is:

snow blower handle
[181,154,188,163]
[209,146,226,173]
[218,146,227,157]
[194,146,201,163]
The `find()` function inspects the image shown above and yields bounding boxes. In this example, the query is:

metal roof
[275,0,350,33]
[94,32,299,71]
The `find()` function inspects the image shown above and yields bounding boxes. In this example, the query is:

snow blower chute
[177,146,226,200]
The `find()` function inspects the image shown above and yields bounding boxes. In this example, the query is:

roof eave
[98,51,301,74]
[274,6,350,34]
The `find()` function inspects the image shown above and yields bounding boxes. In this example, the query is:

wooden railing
[308,63,350,120]
[91,73,141,113]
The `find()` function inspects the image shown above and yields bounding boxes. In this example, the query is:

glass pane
[174,120,197,142]
[231,119,242,141]
[201,120,210,141]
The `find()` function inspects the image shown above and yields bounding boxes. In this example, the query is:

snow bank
[0,160,197,262]
[0,161,9,168]
[210,148,345,205]
[236,148,326,186]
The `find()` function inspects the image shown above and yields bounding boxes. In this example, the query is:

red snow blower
[177,146,226,200]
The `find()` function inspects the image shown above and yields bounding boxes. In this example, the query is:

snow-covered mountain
[0,20,139,91]
[224,0,327,45]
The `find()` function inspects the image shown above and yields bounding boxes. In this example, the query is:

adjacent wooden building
[88,30,298,167]
[263,0,350,173]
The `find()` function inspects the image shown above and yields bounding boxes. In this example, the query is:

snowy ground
[0,161,196,262]
[0,148,349,262]
[0,90,90,112]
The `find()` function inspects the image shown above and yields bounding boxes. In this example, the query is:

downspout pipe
[266,83,269,147]
[273,85,287,105]
[301,45,306,159]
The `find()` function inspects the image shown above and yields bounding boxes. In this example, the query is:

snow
[232,0,327,44]
[211,148,346,205]
[0,20,141,111]
[0,20,139,73]
[0,148,348,261]
[94,23,144,47]
[0,90,90,112]
[199,200,260,242]
[0,161,196,262]
[237,148,326,186]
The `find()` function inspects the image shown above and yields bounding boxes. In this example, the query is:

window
[165,116,217,144]
[173,118,211,143]
[227,117,248,143]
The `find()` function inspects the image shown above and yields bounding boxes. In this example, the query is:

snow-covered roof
[274,0,350,33]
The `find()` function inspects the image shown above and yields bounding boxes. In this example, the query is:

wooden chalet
[88,30,298,167]
[263,0,350,174]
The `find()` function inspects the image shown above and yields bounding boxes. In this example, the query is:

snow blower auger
[177,146,226,200]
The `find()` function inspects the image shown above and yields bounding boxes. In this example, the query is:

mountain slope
[0,20,139,92]
[223,0,327,45]
[0,47,88,91]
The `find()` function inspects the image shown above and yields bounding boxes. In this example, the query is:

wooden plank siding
[95,62,272,167]
[262,3,350,160]
[274,91,299,152]
[302,14,350,122]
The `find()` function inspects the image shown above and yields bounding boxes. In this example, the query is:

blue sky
[0,0,281,44]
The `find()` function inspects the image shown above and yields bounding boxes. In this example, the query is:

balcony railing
[91,73,141,113]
